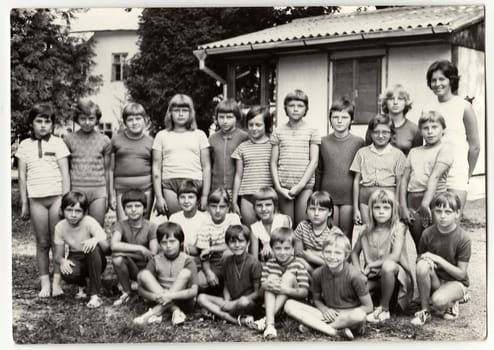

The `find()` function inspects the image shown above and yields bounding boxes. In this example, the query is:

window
[112,53,128,81]
[332,56,382,124]
[99,122,113,138]
[228,62,276,108]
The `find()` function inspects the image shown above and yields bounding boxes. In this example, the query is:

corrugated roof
[197,5,484,53]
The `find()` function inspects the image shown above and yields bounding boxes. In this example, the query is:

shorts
[359,186,395,207]
[72,186,107,204]
[162,178,202,194]
[115,175,152,192]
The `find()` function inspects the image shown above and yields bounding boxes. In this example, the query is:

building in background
[194,5,485,179]
[69,8,141,138]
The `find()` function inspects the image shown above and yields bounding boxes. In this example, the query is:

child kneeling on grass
[411,192,471,326]
[111,189,159,306]
[285,233,373,340]
[258,227,310,339]
[54,191,108,308]
[197,224,263,327]
[133,222,198,325]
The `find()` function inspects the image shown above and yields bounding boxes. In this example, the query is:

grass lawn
[10,195,486,343]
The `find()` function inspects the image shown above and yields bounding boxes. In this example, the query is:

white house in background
[70,8,141,138]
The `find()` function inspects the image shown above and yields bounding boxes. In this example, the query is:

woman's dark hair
[426,60,460,94]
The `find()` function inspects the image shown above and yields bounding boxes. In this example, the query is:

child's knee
[196,293,208,307]
[381,259,398,275]
[36,237,51,251]
[350,308,367,324]
[283,299,298,314]
[416,259,432,276]
[280,271,297,287]
[137,269,152,283]
[431,292,451,310]
[112,255,126,268]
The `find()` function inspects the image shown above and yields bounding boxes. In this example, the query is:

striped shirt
[271,122,321,188]
[196,213,241,251]
[350,144,406,187]
[15,136,70,198]
[231,139,272,195]
[261,257,310,290]
[64,130,112,187]
[294,220,343,251]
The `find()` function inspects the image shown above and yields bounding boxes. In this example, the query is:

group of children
[15,59,477,339]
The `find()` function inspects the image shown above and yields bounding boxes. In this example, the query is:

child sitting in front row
[285,233,373,340]
[294,191,344,273]
[195,188,241,291]
[258,227,310,339]
[54,191,107,308]
[197,225,263,327]
[411,192,471,326]
[133,222,198,325]
[111,189,159,306]
[250,187,291,262]
[351,190,416,323]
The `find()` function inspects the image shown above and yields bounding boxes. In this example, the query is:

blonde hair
[381,84,413,115]
[322,232,352,258]
[366,189,401,234]
[164,94,197,131]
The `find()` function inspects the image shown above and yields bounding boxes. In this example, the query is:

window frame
[111,52,128,82]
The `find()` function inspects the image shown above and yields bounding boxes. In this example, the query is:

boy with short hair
[133,222,199,325]
[285,233,373,340]
[259,227,310,339]
[400,110,453,246]
[169,179,208,256]
[111,189,159,306]
[411,192,471,326]
[197,225,263,327]
[208,99,249,198]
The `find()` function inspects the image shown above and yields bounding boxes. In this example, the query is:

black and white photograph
[4,0,490,345]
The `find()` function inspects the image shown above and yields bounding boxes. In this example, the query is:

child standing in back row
[232,105,274,226]
[152,94,211,215]
[110,102,154,220]
[16,103,71,297]
[400,111,453,246]
[350,114,406,227]
[209,99,249,200]
[64,99,112,242]
[316,97,364,237]
[271,89,320,227]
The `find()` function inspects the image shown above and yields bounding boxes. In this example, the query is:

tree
[125,7,338,132]
[11,8,102,142]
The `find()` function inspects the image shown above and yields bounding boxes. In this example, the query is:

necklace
[234,254,248,280]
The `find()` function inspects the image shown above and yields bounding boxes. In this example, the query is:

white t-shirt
[54,216,106,253]
[15,136,70,198]
[169,210,208,248]
[152,129,209,181]
[251,213,292,245]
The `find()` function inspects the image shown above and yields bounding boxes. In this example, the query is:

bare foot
[38,285,51,298]
[52,284,64,297]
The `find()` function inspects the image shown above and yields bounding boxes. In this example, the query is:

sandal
[172,309,186,325]
[87,295,103,308]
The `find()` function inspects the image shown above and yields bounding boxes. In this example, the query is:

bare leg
[380,260,399,311]
[327,308,366,330]
[284,299,337,336]
[415,259,440,310]
[29,197,51,297]
[144,189,154,220]
[197,294,238,324]
[115,192,126,222]
[89,197,107,227]
[113,256,132,294]
[338,205,354,239]
[163,189,180,216]
[240,198,257,227]
[431,281,465,313]
[48,196,63,296]
[359,203,370,227]
[294,189,312,228]
[278,193,294,227]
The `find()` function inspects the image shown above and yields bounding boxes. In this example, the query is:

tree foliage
[11,8,102,141]
[125,7,339,132]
